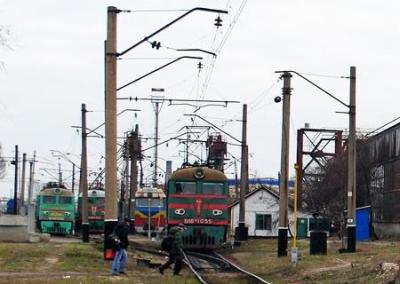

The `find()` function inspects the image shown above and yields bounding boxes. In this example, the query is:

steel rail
[213,252,272,284]
[182,251,208,284]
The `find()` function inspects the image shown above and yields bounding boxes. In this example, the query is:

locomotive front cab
[167,167,229,250]
[37,186,75,235]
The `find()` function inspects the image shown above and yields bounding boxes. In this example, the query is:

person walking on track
[159,223,186,276]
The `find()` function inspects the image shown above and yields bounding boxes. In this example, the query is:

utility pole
[165,160,172,190]
[234,159,239,200]
[236,104,248,241]
[152,91,164,188]
[129,125,140,221]
[104,6,118,259]
[154,101,160,187]
[347,66,357,252]
[278,72,292,257]
[81,103,89,242]
[19,153,27,215]
[58,159,62,185]
[13,145,19,215]
[71,164,76,194]
[27,151,36,232]
[124,138,130,220]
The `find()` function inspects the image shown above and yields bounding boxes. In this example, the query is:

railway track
[182,250,272,284]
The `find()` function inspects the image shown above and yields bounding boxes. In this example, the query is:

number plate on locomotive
[183,218,212,225]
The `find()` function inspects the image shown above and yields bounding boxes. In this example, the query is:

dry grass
[220,238,400,284]
[1,237,400,283]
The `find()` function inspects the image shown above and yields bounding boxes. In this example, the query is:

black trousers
[160,253,183,275]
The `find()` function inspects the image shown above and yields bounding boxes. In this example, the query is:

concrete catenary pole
[153,102,160,187]
[13,145,19,215]
[19,153,27,215]
[81,103,89,243]
[104,6,119,258]
[347,66,357,252]
[278,72,292,257]
[71,164,76,194]
[124,138,131,219]
[130,125,139,218]
[236,104,248,241]
[27,151,36,232]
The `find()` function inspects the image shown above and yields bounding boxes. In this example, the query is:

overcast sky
[1,0,399,198]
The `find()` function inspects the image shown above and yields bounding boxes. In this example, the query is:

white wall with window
[230,186,313,237]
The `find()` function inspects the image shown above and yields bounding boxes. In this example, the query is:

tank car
[167,167,229,250]
[36,182,75,235]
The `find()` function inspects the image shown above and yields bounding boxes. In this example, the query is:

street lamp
[275,67,357,254]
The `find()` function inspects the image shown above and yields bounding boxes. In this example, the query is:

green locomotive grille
[41,221,71,234]
[183,235,216,246]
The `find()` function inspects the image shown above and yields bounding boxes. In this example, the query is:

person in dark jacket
[158,224,186,275]
[110,218,130,276]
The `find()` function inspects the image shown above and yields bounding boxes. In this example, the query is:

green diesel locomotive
[36,182,75,235]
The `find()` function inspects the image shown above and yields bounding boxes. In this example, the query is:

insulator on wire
[214,16,223,27]
[197,62,203,71]
[151,41,161,50]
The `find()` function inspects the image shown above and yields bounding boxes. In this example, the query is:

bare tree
[0,23,13,68]
[302,135,375,235]
[0,144,6,179]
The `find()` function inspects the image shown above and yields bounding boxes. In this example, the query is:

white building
[229,186,314,237]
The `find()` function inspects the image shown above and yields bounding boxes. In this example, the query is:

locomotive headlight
[44,211,49,215]
[64,212,70,216]
[175,209,185,215]
[212,209,223,216]
[101,211,105,215]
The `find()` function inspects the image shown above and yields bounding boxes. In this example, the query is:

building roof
[229,185,280,208]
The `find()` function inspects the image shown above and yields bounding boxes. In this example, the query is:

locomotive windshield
[43,196,56,204]
[89,197,105,204]
[202,183,224,195]
[59,196,72,204]
[175,182,196,194]
[136,198,163,207]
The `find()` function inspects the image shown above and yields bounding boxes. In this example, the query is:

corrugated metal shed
[366,122,400,227]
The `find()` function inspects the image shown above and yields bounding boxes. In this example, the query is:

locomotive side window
[43,196,56,204]
[175,182,196,194]
[59,196,72,204]
[202,183,224,195]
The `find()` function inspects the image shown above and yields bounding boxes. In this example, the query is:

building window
[256,214,272,230]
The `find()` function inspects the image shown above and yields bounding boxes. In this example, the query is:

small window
[175,182,196,194]
[151,199,163,207]
[136,198,147,207]
[255,214,272,230]
[43,196,56,204]
[59,196,72,204]
[203,183,224,195]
